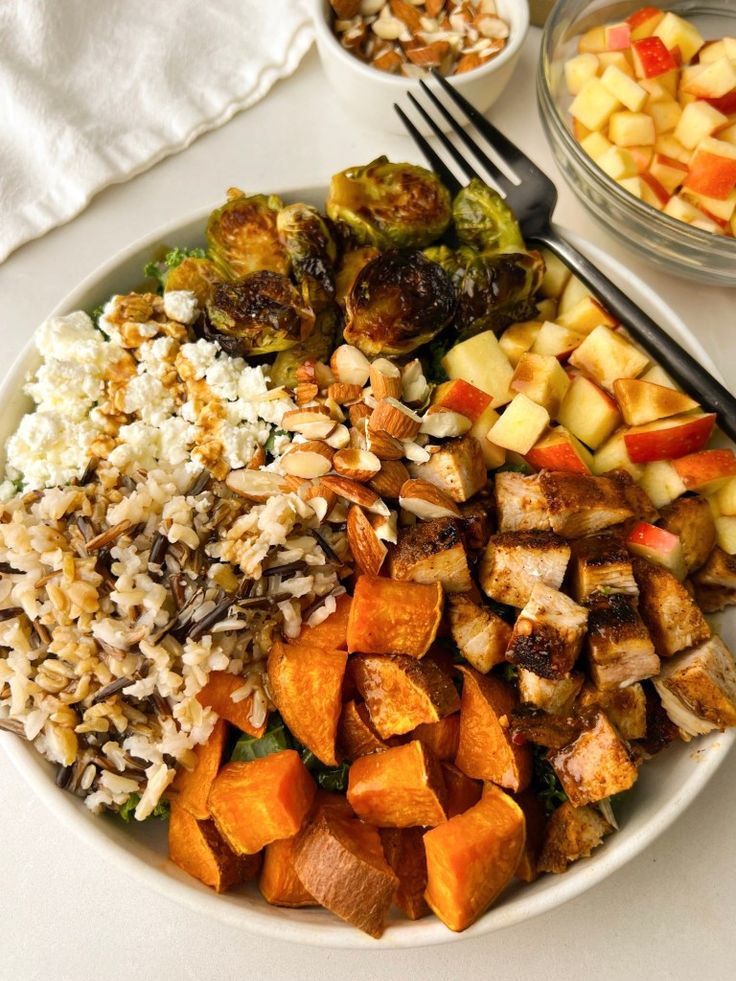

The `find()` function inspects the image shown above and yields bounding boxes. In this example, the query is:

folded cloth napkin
[0,0,314,263]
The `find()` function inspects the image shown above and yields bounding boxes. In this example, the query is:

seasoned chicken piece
[479,531,571,608]
[660,496,716,573]
[692,547,736,611]
[549,709,638,806]
[410,435,486,503]
[506,583,588,679]
[495,472,551,533]
[458,492,494,551]
[632,557,711,658]
[605,469,659,523]
[570,533,638,603]
[585,592,659,690]
[578,682,647,740]
[653,635,736,738]
[539,471,635,538]
[518,669,584,715]
[510,709,584,749]
[448,594,511,673]
[389,517,472,593]
[537,801,614,874]
[640,682,680,756]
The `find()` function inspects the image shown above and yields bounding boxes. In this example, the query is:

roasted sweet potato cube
[338,699,388,761]
[410,713,460,761]
[172,718,228,820]
[293,811,398,938]
[351,653,460,739]
[506,583,588,680]
[390,517,473,593]
[208,751,316,855]
[259,836,317,908]
[479,531,571,608]
[347,576,444,658]
[549,709,638,807]
[196,671,266,737]
[633,557,711,657]
[518,669,584,715]
[448,594,511,673]
[578,682,647,740]
[299,592,352,648]
[380,827,429,920]
[455,667,532,792]
[513,789,547,883]
[347,740,447,828]
[441,762,482,818]
[168,803,258,893]
[423,784,526,932]
[537,801,613,874]
[268,639,347,766]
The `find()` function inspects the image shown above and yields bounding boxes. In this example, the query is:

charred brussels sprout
[204,272,314,357]
[453,179,525,255]
[164,255,224,307]
[455,250,545,335]
[276,203,337,311]
[207,190,289,279]
[334,246,381,309]
[344,250,456,357]
[270,307,339,389]
[326,157,452,251]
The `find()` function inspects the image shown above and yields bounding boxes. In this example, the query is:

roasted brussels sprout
[344,250,456,357]
[334,246,381,309]
[326,157,452,251]
[207,190,289,279]
[204,272,314,357]
[454,250,545,335]
[277,203,337,311]
[164,255,224,307]
[269,307,339,389]
[452,179,525,255]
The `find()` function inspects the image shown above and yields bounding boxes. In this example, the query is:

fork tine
[393,104,462,195]
[429,68,543,181]
[407,91,482,184]
[416,79,515,196]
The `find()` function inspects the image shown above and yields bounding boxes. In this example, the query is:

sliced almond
[401,359,430,406]
[368,459,410,499]
[321,475,390,516]
[323,397,346,422]
[349,402,373,427]
[349,423,368,451]
[333,448,382,482]
[366,428,405,461]
[281,408,335,440]
[328,382,364,405]
[399,478,462,520]
[369,358,402,400]
[420,407,473,438]
[330,344,371,387]
[370,510,399,545]
[347,505,388,577]
[226,469,289,503]
[301,482,338,522]
[294,382,319,405]
[403,441,431,463]
[325,424,351,450]
[368,397,422,439]
[247,445,266,469]
[281,441,334,479]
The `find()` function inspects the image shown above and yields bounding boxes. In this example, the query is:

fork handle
[531,228,736,444]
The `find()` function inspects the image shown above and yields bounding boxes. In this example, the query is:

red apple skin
[705,90,736,114]
[525,441,590,475]
[672,448,736,489]
[632,36,677,77]
[606,23,631,50]
[627,521,680,553]
[641,172,672,206]
[623,413,716,463]
[626,6,664,37]
[433,379,492,423]
[684,151,736,199]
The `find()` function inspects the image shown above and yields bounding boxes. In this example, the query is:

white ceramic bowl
[310,0,529,133]
[1,188,734,948]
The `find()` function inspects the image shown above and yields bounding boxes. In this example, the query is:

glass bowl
[538,0,736,285]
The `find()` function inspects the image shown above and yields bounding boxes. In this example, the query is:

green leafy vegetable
[118,794,170,823]
[498,663,519,684]
[495,459,535,476]
[231,713,293,762]
[264,428,288,457]
[143,247,206,290]
[532,745,567,816]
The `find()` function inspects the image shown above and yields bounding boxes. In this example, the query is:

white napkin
[0,0,314,263]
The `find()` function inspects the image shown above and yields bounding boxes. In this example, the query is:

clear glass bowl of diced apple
[538,0,736,284]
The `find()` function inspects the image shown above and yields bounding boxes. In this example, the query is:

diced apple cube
[653,11,705,64]
[641,72,679,101]
[565,53,600,96]
[639,172,671,207]
[698,39,733,64]
[601,65,648,111]
[598,51,635,77]
[578,26,608,54]
[531,321,585,360]
[605,22,631,51]
[539,250,572,300]
[557,295,618,335]
[683,186,736,223]
[683,57,736,100]
[569,325,649,393]
[510,353,571,417]
[580,130,613,161]
[674,102,728,150]
[612,378,699,426]
[720,121,736,147]
[498,320,542,366]
[468,403,506,470]
[592,429,643,479]
[715,516,736,554]
[627,521,686,580]
[609,111,656,147]
[525,426,593,475]
[649,152,689,194]
[536,298,558,322]
[557,375,621,450]
[663,193,712,223]
[626,6,665,42]
[488,394,550,455]
[597,146,638,179]
[433,379,492,422]
[558,275,592,314]
[673,449,736,493]
[655,133,691,164]
[442,331,513,409]
[632,36,677,79]
[570,79,622,131]
[638,460,686,508]
[649,99,682,134]
[623,412,716,463]
[714,477,736,517]
[641,364,676,388]
[684,139,736,200]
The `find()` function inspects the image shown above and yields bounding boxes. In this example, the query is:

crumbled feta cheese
[163,290,198,325]
[124,374,175,426]
[179,339,219,380]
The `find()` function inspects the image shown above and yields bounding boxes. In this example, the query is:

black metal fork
[395,69,736,444]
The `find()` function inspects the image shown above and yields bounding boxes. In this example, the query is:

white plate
[1,187,733,948]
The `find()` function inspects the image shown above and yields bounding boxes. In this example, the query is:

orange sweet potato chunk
[380,827,429,920]
[347,740,448,828]
[168,803,259,893]
[172,718,228,820]
[259,836,317,908]
[351,653,460,739]
[208,751,316,855]
[196,671,266,738]
[410,713,460,762]
[300,593,352,649]
[455,667,532,792]
[293,811,399,938]
[338,700,389,761]
[423,784,526,932]
[513,788,547,884]
[268,639,348,766]
[441,762,482,818]
[347,576,444,658]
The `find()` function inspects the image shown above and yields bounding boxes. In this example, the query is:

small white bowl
[310,0,529,133]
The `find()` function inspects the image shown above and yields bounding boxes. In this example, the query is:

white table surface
[1,27,735,981]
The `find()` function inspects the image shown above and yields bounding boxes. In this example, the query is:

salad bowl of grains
[1,163,735,947]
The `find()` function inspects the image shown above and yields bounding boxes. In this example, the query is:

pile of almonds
[330,0,510,77]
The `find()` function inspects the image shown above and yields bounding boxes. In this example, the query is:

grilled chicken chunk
[390,517,472,593]
[539,471,635,538]
[410,435,486,503]
[660,496,716,573]
[605,469,659,523]
[448,594,511,673]
[578,682,647,740]
[510,709,584,749]
[570,533,638,603]
[692,546,736,612]
[458,493,494,552]
[632,557,711,658]
[653,635,736,738]
[585,592,659,690]
[549,709,638,806]
[506,583,588,679]
[537,801,614,874]
[479,531,571,608]
[495,472,551,533]
[518,669,584,715]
